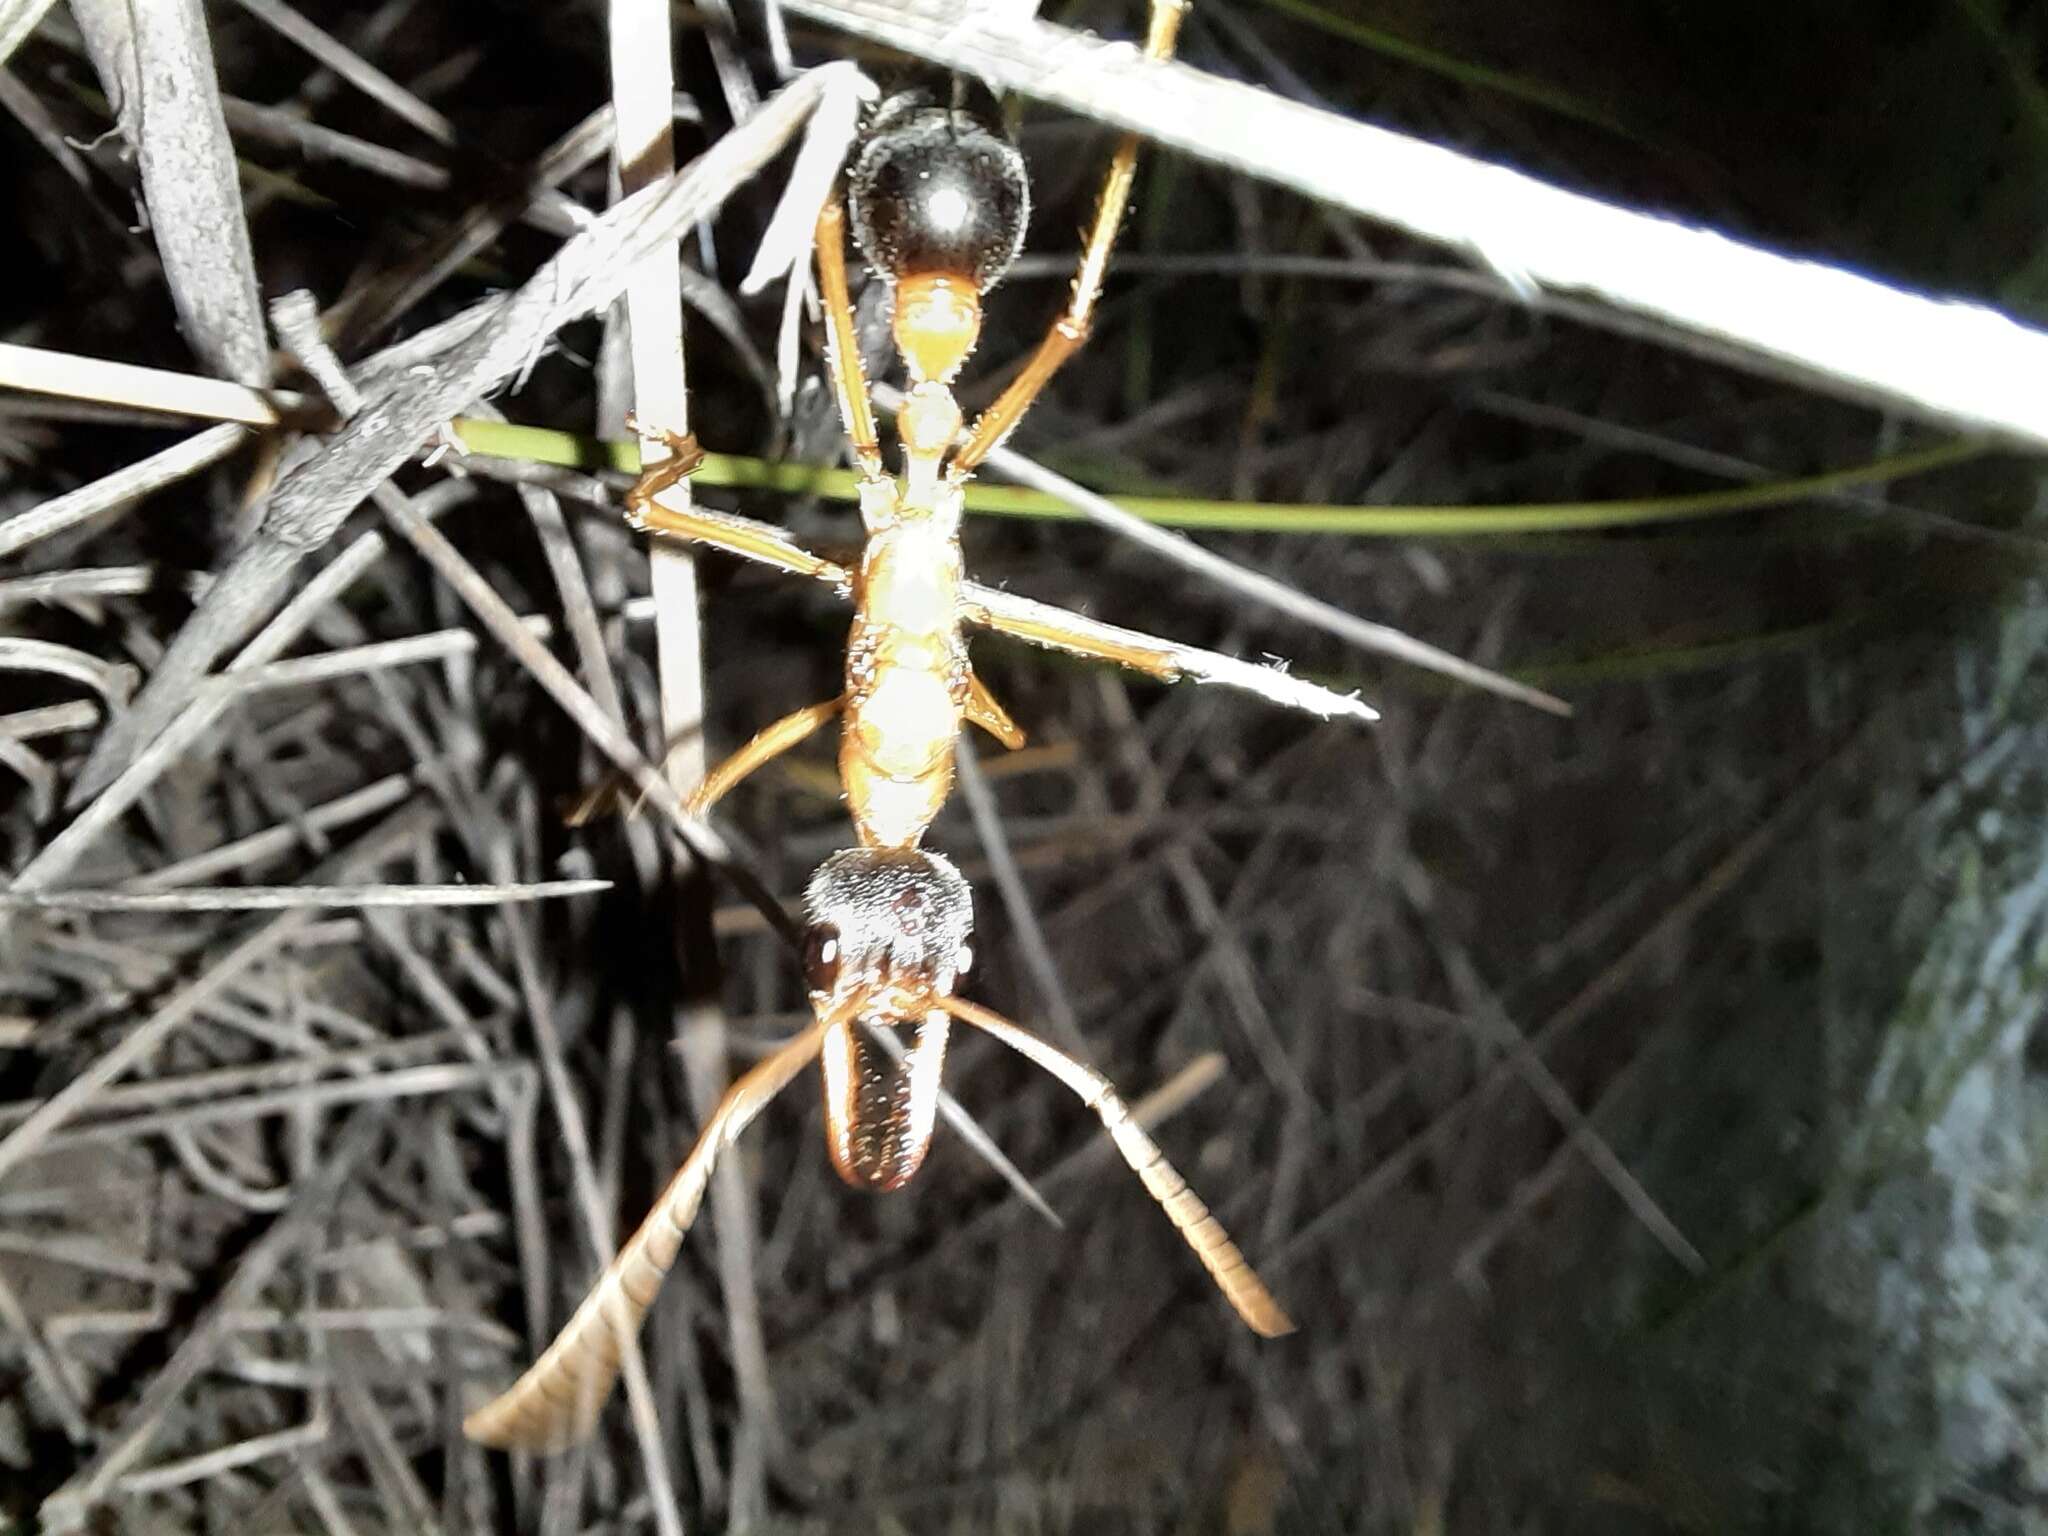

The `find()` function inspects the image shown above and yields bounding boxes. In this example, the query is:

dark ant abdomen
[848,85,1029,291]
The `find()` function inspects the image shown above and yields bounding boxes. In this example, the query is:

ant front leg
[623,411,706,504]
[950,0,1190,475]
[627,477,853,591]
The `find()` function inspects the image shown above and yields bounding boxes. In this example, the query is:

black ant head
[801,846,974,1022]
[847,81,1030,295]
[801,847,975,1191]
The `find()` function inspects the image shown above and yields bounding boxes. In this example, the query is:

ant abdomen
[848,85,1030,293]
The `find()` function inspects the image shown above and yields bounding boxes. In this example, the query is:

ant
[467,0,1319,1453]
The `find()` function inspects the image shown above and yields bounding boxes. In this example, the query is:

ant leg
[950,0,1189,476]
[464,1024,826,1453]
[965,671,1026,750]
[940,995,1293,1337]
[569,701,839,827]
[685,699,842,818]
[628,481,852,590]
[960,590,1181,683]
[816,194,887,482]
[622,410,705,499]
[563,719,707,827]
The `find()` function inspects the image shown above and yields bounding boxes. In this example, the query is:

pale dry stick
[788,0,2048,452]
[0,1229,191,1287]
[0,423,250,560]
[1453,1003,1701,1284]
[953,740,1090,1057]
[1274,720,1884,1273]
[0,1031,473,1134]
[0,881,610,912]
[115,1418,331,1499]
[0,803,435,1188]
[485,830,681,1536]
[607,0,764,1510]
[167,1122,288,1211]
[224,0,457,147]
[126,772,414,889]
[1162,826,1321,1116]
[36,1109,385,1532]
[0,703,104,741]
[0,637,136,706]
[218,1307,518,1348]
[69,65,861,805]
[868,380,1556,716]
[0,1265,93,1446]
[0,63,99,197]
[0,0,57,67]
[0,566,161,608]
[0,342,314,426]
[219,93,451,193]
[70,0,270,387]
[1366,969,1703,1275]
[0,737,55,820]
[333,1355,445,1535]
[297,1463,362,1536]
[330,103,616,349]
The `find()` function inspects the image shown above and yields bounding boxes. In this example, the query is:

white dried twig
[0,342,310,426]
[73,0,270,386]
[67,63,864,805]
[0,881,611,912]
[785,0,2048,452]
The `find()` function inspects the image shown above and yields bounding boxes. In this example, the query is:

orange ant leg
[815,195,887,483]
[686,699,842,818]
[568,702,839,827]
[965,672,1025,750]
[960,591,1182,683]
[950,0,1189,476]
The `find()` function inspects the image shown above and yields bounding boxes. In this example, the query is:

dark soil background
[3,0,2047,1531]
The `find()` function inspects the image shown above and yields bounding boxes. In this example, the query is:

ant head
[848,81,1029,383]
[802,847,973,1190]
[801,846,974,1023]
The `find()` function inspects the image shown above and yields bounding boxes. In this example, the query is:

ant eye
[802,924,842,994]
[848,103,1029,291]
